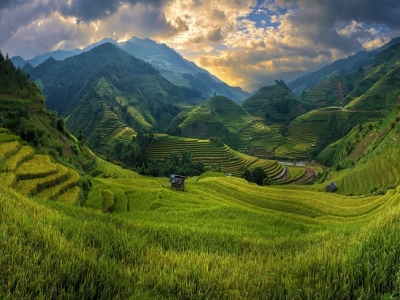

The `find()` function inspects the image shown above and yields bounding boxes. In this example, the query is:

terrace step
[0,141,21,164]
[57,186,81,205]
[36,169,80,200]
[0,172,17,188]
[15,164,71,197]
[16,155,59,179]
[1,146,35,172]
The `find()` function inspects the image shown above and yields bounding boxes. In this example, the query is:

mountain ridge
[11,36,249,103]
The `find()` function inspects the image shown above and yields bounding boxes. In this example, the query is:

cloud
[206,28,223,43]
[1,0,400,91]
[57,0,169,22]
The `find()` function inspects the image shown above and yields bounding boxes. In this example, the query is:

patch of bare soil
[290,167,317,185]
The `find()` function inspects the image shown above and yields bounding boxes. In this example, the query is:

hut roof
[325,182,338,192]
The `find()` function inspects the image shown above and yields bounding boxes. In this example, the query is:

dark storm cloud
[0,0,32,10]
[58,0,167,22]
[0,0,172,56]
[0,1,55,47]
[275,0,400,52]
[0,0,169,23]
[277,0,400,28]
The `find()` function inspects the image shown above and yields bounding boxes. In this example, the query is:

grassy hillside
[303,42,400,112]
[242,80,304,123]
[275,107,386,159]
[0,127,83,204]
[318,103,400,196]
[3,164,400,298]
[169,96,251,149]
[5,39,400,299]
[301,67,365,106]
[146,134,285,179]
[169,96,286,157]
[29,43,204,140]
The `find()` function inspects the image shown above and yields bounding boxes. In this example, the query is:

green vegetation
[4,39,400,299]
[319,104,400,196]
[28,43,204,151]
[169,96,286,157]
[146,135,284,178]
[3,169,400,298]
[242,80,304,123]
[0,130,82,203]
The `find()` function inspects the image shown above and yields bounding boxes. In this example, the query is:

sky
[1,0,400,92]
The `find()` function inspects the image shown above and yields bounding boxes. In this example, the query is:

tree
[242,167,268,186]
[251,167,267,186]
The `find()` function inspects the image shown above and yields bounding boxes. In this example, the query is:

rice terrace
[3,11,400,299]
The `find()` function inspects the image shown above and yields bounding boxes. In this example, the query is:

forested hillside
[28,43,204,152]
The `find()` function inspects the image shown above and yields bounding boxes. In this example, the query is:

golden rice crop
[0,172,16,189]
[36,169,80,200]
[15,165,69,197]
[56,186,81,205]
[16,155,58,179]
[0,141,20,162]
[1,146,34,172]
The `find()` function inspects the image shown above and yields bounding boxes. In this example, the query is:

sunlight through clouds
[0,0,399,91]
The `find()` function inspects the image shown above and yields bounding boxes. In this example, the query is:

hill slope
[287,37,400,95]
[242,80,304,123]
[28,43,204,151]
[12,36,249,103]
[5,44,400,300]
[318,103,400,196]
[169,95,286,156]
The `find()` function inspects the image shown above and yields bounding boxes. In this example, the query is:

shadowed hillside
[28,43,205,151]
[242,80,304,123]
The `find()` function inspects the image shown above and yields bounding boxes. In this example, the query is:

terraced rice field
[94,157,141,179]
[0,129,82,203]
[147,135,284,178]
[325,146,400,196]
[237,120,284,157]
[95,102,136,147]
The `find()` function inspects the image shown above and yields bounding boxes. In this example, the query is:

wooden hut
[325,182,338,192]
[170,174,185,191]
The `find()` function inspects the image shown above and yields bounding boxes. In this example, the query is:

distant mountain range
[11,36,249,103]
[288,37,400,95]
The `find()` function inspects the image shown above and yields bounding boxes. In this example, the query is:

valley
[1,36,400,299]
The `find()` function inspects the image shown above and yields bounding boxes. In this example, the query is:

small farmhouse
[325,182,338,192]
[170,174,186,191]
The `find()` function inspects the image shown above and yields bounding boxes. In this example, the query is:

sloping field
[146,135,284,178]
[273,107,386,159]
[325,146,400,196]
[13,169,397,299]
[237,120,284,157]
[94,157,141,179]
[96,102,136,144]
[0,128,82,203]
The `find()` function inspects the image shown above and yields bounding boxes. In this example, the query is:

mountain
[10,55,27,68]
[168,95,286,157]
[11,36,249,103]
[0,50,94,174]
[168,96,250,149]
[27,43,204,153]
[119,37,250,103]
[288,37,400,95]
[242,80,304,123]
